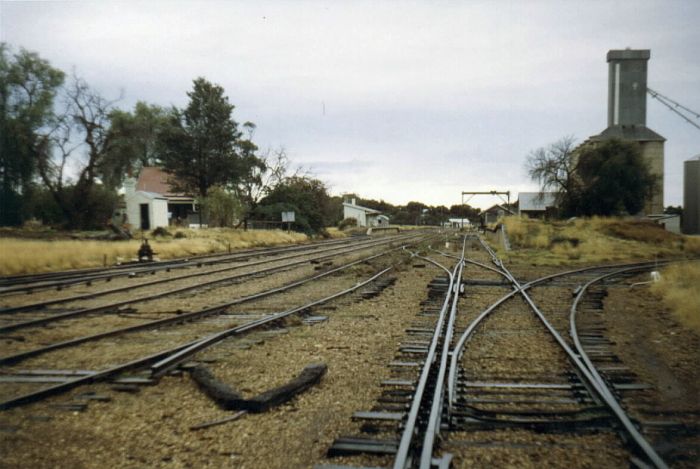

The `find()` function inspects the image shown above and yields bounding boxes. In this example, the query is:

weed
[651,261,700,333]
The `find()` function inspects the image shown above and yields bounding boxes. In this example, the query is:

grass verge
[498,216,700,265]
[0,228,308,276]
[651,261,700,333]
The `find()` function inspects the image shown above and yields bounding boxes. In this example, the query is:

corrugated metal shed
[518,192,557,212]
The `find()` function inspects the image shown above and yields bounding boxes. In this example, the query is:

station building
[342,198,387,228]
[122,167,199,230]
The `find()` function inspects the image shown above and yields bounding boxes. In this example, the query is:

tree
[160,78,261,202]
[100,101,171,188]
[525,136,580,216]
[576,139,657,216]
[526,136,657,217]
[200,185,243,227]
[234,145,287,228]
[0,44,64,225]
[255,176,334,234]
[36,74,121,229]
[448,204,480,220]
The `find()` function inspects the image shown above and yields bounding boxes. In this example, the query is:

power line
[647,87,700,131]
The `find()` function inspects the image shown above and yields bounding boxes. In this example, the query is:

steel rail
[447,259,670,405]
[0,235,366,294]
[0,233,428,333]
[447,237,668,468]
[0,263,399,410]
[392,250,458,469]
[150,265,396,377]
[0,232,423,315]
[570,265,674,469]
[0,342,197,411]
[0,234,372,287]
[0,247,407,366]
[418,238,467,469]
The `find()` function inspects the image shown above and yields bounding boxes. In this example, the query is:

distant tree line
[340,195,481,227]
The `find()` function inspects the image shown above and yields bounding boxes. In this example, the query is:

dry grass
[500,216,700,265]
[324,227,347,239]
[0,228,308,276]
[651,261,700,333]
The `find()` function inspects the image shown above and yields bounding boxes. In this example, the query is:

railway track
[0,235,366,295]
[321,234,684,469]
[0,232,428,337]
[0,232,432,410]
[2,230,695,468]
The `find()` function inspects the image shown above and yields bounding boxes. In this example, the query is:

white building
[445,218,471,228]
[343,198,384,227]
[376,215,390,226]
[122,167,198,231]
[123,179,169,230]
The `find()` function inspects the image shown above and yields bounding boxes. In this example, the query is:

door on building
[140,204,150,230]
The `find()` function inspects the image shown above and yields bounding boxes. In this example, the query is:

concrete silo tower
[683,155,700,234]
[592,49,665,214]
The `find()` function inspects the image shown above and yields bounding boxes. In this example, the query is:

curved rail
[0,263,399,410]
[0,233,428,333]
[392,250,458,469]
[446,236,669,468]
[0,247,406,366]
[0,232,425,315]
[570,266,672,469]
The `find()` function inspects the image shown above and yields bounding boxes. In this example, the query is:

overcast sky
[2,0,698,208]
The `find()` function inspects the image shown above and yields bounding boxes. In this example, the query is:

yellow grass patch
[0,229,308,276]
[499,216,696,265]
[651,261,700,333]
[324,227,347,239]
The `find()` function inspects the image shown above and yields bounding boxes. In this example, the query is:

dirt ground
[0,259,440,468]
[0,248,698,468]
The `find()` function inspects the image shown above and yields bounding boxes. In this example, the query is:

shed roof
[482,204,515,215]
[343,202,381,214]
[131,190,167,200]
[518,192,557,212]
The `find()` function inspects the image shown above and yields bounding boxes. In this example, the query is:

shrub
[152,227,171,237]
[338,217,358,230]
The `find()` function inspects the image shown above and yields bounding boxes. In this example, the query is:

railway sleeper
[449,415,616,433]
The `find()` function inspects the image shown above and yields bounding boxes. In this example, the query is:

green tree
[0,44,64,225]
[576,139,657,216]
[255,176,333,234]
[199,185,243,227]
[160,78,261,203]
[99,101,171,188]
[448,204,480,220]
[527,137,657,217]
[36,74,122,229]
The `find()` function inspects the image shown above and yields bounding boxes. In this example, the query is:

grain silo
[591,49,665,215]
[683,155,700,234]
